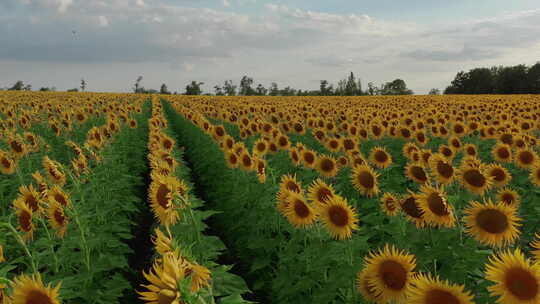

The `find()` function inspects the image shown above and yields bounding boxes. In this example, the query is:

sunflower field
[1,92,540,304]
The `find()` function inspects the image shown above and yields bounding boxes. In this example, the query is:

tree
[160,83,170,94]
[367,82,378,95]
[23,84,32,91]
[39,87,56,92]
[133,76,143,93]
[214,85,224,96]
[357,78,364,95]
[185,81,204,95]
[80,78,86,92]
[345,72,358,96]
[320,80,334,96]
[380,79,413,95]
[9,81,25,91]
[269,83,279,96]
[255,84,267,96]
[67,88,79,92]
[428,88,441,95]
[527,62,540,93]
[239,76,255,95]
[223,80,237,96]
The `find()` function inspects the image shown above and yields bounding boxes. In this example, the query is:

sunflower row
[165,95,540,303]
[137,98,250,303]
[1,93,150,303]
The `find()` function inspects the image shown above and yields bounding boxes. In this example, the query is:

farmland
[1,91,540,304]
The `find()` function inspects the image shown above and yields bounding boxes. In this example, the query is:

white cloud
[57,0,71,13]
[135,0,144,7]
[97,15,109,27]
[222,0,230,7]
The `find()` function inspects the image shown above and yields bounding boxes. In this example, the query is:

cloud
[222,0,230,7]
[403,45,500,62]
[98,15,109,27]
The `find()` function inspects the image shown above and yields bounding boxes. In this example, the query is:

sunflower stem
[68,170,92,272]
[39,217,59,273]
[4,222,38,274]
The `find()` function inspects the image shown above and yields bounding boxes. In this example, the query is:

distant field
[1,91,539,304]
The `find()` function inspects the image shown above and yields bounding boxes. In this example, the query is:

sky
[1,0,539,94]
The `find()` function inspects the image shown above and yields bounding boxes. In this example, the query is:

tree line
[130,72,414,96]
[445,62,540,94]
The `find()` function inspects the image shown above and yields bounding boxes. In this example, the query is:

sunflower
[185,262,211,293]
[32,171,49,198]
[463,143,478,158]
[47,185,71,208]
[448,136,462,151]
[18,185,42,214]
[13,198,34,241]
[301,149,317,168]
[364,244,416,303]
[238,151,254,171]
[283,192,317,228]
[416,184,455,228]
[485,248,540,304]
[486,164,512,188]
[356,268,382,303]
[71,156,90,177]
[316,195,359,240]
[326,138,341,153]
[463,200,521,247]
[370,146,393,169]
[403,142,420,160]
[532,233,540,262]
[7,135,28,159]
[529,164,540,187]
[152,228,175,256]
[279,174,303,194]
[289,147,301,166]
[224,150,239,169]
[496,188,521,208]
[149,175,185,227]
[253,138,268,156]
[315,155,338,178]
[138,252,188,304]
[429,154,456,185]
[351,164,380,198]
[407,273,475,304]
[380,193,399,216]
[307,179,336,206]
[492,143,513,163]
[405,163,429,184]
[10,274,61,304]
[47,201,68,238]
[0,150,16,175]
[254,157,266,183]
[400,192,426,228]
[438,145,455,160]
[515,147,538,169]
[458,165,492,196]
[42,156,66,186]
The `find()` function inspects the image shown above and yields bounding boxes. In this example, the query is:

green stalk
[3,222,38,274]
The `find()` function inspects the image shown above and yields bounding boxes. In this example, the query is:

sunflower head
[407,273,475,304]
[364,244,417,303]
[47,201,68,238]
[492,143,513,163]
[356,269,382,302]
[315,155,338,178]
[283,192,317,228]
[416,184,455,228]
[515,147,538,169]
[316,194,359,240]
[428,154,455,185]
[380,193,399,216]
[13,198,34,241]
[485,248,540,304]
[10,274,61,304]
[458,164,492,196]
[370,146,393,169]
[496,187,521,208]
[405,162,429,184]
[400,192,426,228]
[463,200,521,247]
[307,178,335,206]
[486,164,511,188]
[351,164,380,198]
